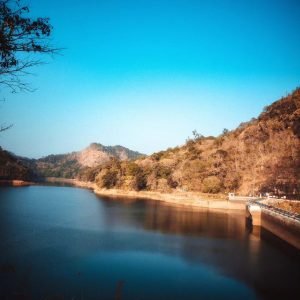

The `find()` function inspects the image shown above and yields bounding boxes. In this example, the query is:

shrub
[125,162,141,176]
[102,170,118,188]
[186,145,202,160]
[78,167,99,182]
[132,170,147,191]
[214,137,224,147]
[151,151,165,161]
[167,177,178,189]
[223,174,241,191]
[185,138,195,150]
[202,176,222,193]
[154,165,171,179]
[187,159,208,174]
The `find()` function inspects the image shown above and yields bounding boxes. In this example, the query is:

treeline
[77,143,237,194]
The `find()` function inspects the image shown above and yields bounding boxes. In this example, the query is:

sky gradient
[1,0,300,158]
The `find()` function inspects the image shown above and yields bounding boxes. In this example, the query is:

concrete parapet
[246,204,262,226]
[261,210,300,249]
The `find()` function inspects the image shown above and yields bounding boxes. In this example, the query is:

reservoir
[0,186,299,299]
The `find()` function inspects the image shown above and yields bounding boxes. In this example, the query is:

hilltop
[78,88,300,198]
[26,143,144,178]
[0,143,144,180]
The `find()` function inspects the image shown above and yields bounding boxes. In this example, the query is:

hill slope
[29,143,144,178]
[0,147,36,181]
[79,88,300,198]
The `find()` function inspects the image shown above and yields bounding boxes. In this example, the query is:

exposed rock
[26,143,144,178]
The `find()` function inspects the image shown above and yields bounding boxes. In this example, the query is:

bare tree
[0,97,11,132]
[0,122,12,132]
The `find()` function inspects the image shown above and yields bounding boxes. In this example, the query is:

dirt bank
[43,177,245,210]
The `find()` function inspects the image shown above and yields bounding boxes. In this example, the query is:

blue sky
[1,0,300,158]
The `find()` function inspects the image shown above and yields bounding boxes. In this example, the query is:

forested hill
[0,147,36,181]
[26,143,144,178]
[1,88,299,196]
[0,143,143,180]
[78,88,300,198]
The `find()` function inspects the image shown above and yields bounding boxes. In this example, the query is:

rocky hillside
[79,88,300,198]
[27,143,144,178]
[0,147,36,181]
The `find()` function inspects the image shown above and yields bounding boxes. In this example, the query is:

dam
[246,199,300,249]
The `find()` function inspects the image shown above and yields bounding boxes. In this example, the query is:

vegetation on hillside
[78,88,300,198]
[23,143,144,179]
[0,147,36,180]
[28,155,81,178]
[1,88,299,198]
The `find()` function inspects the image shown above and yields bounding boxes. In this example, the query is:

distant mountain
[26,143,144,179]
[76,143,143,167]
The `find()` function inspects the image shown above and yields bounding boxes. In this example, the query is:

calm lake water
[0,186,299,300]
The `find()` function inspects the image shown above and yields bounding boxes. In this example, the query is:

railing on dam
[248,200,300,222]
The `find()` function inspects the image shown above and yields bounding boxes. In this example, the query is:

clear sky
[1,0,299,158]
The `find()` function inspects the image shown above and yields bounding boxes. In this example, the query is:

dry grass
[271,201,300,214]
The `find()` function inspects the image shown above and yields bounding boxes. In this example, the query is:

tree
[102,169,118,189]
[0,119,12,132]
[0,124,11,132]
[202,176,222,193]
[222,128,229,135]
[0,0,57,92]
[132,169,147,191]
[0,0,57,132]
[0,98,12,132]
[192,129,204,141]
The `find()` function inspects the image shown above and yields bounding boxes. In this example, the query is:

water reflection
[0,187,299,300]
[144,201,246,238]
[99,196,300,299]
[99,196,248,238]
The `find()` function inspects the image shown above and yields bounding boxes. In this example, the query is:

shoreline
[43,177,246,210]
[94,187,246,210]
[0,180,33,187]
[2,177,299,248]
[0,177,246,210]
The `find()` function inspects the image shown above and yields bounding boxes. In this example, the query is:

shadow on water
[0,187,299,299]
